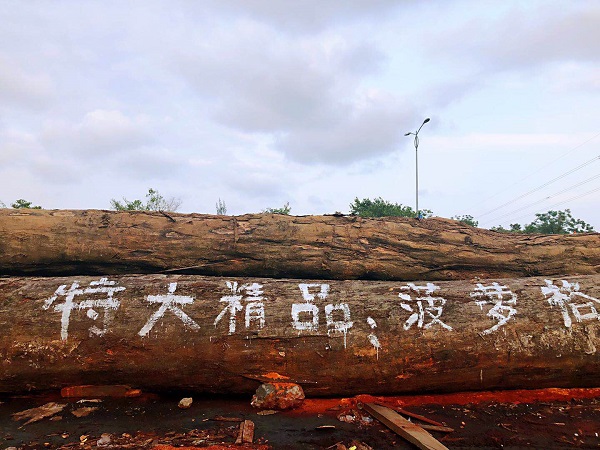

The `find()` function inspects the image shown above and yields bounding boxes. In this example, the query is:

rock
[251,382,305,410]
[97,433,111,447]
[178,397,193,409]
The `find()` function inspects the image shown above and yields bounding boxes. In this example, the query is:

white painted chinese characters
[292,284,354,347]
[542,279,600,328]
[138,282,200,337]
[366,316,381,360]
[470,282,517,335]
[399,283,452,331]
[44,278,124,340]
[291,283,326,331]
[41,278,600,357]
[214,281,266,334]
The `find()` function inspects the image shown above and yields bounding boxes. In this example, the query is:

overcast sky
[1,0,599,229]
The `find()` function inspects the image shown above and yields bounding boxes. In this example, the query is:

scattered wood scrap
[374,403,454,433]
[362,403,449,450]
[419,424,455,433]
[391,405,446,427]
[12,402,67,426]
[235,419,255,444]
[71,406,98,418]
[212,415,243,422]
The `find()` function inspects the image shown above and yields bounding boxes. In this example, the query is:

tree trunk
[0,209,598,280]
[2,274,600,396]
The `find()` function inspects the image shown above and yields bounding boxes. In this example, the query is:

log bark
[0,209,598,280]
[1,274,600,396]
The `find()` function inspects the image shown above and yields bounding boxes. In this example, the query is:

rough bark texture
[0,209,598,280]
[1,274,600,396]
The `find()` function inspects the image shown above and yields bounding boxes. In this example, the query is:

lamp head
[404,132,412,136]
[423,118,431,124]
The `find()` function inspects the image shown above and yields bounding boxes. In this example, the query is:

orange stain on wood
[291,388,600,416]
[260,372,290,380]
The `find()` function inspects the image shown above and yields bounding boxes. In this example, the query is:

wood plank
[362,403,449,450]
[419,424,454,433]
[235,419,254,444]
[386,404,445,427]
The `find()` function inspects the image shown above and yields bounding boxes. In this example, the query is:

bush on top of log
[0,208,598,280]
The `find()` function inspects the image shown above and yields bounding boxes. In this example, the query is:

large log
[0,209,598,280]
[1,274,600,395]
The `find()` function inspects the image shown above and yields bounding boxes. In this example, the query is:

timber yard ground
[2,388,600,449]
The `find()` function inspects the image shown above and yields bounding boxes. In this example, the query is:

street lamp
[405,118,430,218]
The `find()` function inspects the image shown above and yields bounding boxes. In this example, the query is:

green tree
[491,209,593,234]
[110,188,181,212]
[349,197,432,218]
[216,198,227,215]
[451,214,478,227]
[263,202,291,215]
[11,199,42,209]
[524,209,594,234]
[0,200,5,208]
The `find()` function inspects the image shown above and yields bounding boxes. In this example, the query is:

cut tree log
[0,209,598,280]
[1,274,600,396]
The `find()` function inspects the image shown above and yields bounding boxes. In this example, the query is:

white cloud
[41,109,152,157]
[277,91,414,163]
[200,0,400,34]
[0,129,40,164]
[432,4,600,71]
[174,22,410,164]
[0,1,598,229]
[0,56,55,109]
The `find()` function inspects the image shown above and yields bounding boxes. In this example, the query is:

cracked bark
[0,209,598,280]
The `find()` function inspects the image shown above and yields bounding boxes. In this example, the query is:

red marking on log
[61,385,141,398]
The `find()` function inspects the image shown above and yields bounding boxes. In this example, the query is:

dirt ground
[2,388,600,449]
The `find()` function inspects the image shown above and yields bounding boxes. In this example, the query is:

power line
[469,131,600,212]
[482,173,600,226]
[477,153,600,219]
[489,185,600,227]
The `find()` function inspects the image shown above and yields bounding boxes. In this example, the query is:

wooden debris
[419,424,454,433]
[391,405,445,427]
[373,404,454,432]
[212,415,243,422]
[348,441,373,450]
[12,402,67,426]
[326,443,345,450]
[235,419,255,444]
[256,410,278,415]
[362,403,449,450]
[71,406,98,418]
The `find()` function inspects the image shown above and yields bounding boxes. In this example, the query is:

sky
[0,0,599,229]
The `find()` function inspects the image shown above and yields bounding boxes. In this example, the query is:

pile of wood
[0,208,599,396]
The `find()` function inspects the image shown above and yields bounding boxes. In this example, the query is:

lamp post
[405,118,430,218]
